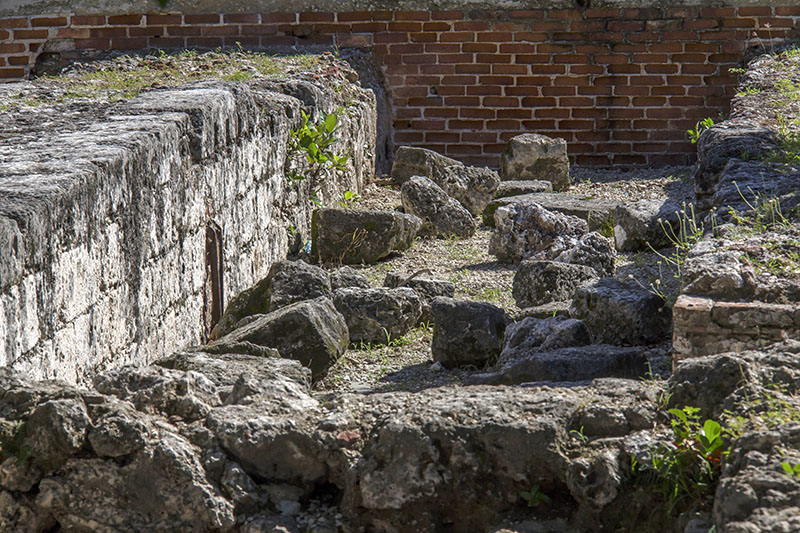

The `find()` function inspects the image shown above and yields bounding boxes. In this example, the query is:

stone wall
[3,1,799,167]
[0,72,376,384]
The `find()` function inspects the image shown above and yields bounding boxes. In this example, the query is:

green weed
[520,484,551,507]
[687,117,715,144]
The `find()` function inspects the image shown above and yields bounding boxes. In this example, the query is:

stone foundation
[0,70,376,384]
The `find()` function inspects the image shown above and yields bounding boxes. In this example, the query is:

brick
[145,14,181,25]
[166,26,202,36]
[394,132,425,142]
[596,96,630,106]
[309,23,349,33]
[441,74,476,84]
[633,142,670,152]
[185,14,220,24]
[454,21,490,31]
[461,108,496,119]
[516,54,550,64]
[629,75,665,86]
[645,64,679,74]
[614,154,648,165]
[70,15,105,26]
[477,53,511,63]
[775,6,800,15]
[130,26,165,37]
[685,19,719,30]
[608,20,644,31]
[409,119,445,131]
[595,142,632,153]
[578,155,613,165]
[700,7,736,17]
[202,25,238,37]
[632,96,666,106]
[374,33,409,44]
[444,96,481,105]
[493,22,526,32]
[396,11,431,21]
[542,86,576,96]
[578,86,613,96]
[186,37,224,47]
[758,17,795,28]
[608,108,644,119]
[426,132,461,142]
[499,43,535,53]
[479,74,513,85]
[298,12,334,23]
[622,8,663,19]
[560,96,594,107]
[74,38,109,49]
[31,16,68,27]
[351,22,387,32]
[672,53,708,63]
[107,14,142,25]
[437,53,472,63]
[629,31,661,42]
[576,130,612,142]
[699,30,737,41]
[570,20,606,32]
[0,67,26,78]
[149,37,184,48]
[535,108,570,118]
[421,64,455,74]
[110,37,147,48]
[594,54,628,65]
[685,42,719,53]
[431,10,464,20]
[409,32,438,42]
[682,64,717,75]
[487,119,521,129]
[612,43,647,53]
[514,31,548,42]
[477,31,513,42]
[391,43,425,54]
[614,86,651,96]
[388,21,422,31]
[517,76,553,86]
[522,119,557,129]
[336,11,371,22]
[608,65,641,74]
[455,64,490,74]
[650,43,683,53]
[7,55,29,66]
[425,107,459,118]
[521,96,557,106]
[633,53,668,63]
[89,26,130,38]
[709,53,740,63]
[537,43,573,54]
[534,65,567,75]
[402,54,437,65]
[440,32,474,42]
[722,18,756,28]
[559,120,594,130]
[498,108,533,119]
[554,54,588,64]
[463,131,498,142]
[420,21,449,31]
[13,29,49,39]
[241,24,278,35]
[448,119,484,129]
[645,20,682,31]
[463,43,497,53]
[483,96,519,107]
[531,21,567,32]
[704,75,737,86]
[569,65,604,75]
[552,32,585,41]
[494,64,527,75]
[371,11,393,21]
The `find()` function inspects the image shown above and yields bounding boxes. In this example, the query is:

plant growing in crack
[286,109,350,197]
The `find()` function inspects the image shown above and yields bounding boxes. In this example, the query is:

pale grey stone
[430,297,511,368]
[400,175,476,238]
[500,134,570,191]
[513,260,599,307]
[332,287,423,344]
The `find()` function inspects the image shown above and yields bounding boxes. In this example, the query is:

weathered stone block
[500,134,570,191]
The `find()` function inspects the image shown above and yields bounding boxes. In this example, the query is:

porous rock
[311,208,421,264]
[384,272,455,325]
[570,278,671,345]
[484,193,616,232]
[400,175,476,238]
[536,232,617,278]
[499,316,592,363]
[390,145,460,186]
[500,133,570,191]
[430,297,511,368]
[613,198,682,252]
[494,179,553,198]
[513,260,599,307]
[330,265,371,290]
[489,202,588,263]
[22,398,90,473]
[209,297,348,380]
[332,287,423,344]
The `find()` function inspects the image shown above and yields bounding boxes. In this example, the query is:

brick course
[2,5,797,166]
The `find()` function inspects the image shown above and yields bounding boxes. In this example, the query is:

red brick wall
[2,6,797,166]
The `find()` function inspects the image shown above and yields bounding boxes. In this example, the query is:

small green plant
[336,190,361,209]
[223,71,254,82]
[632,407,727,516]
[729,182,789,232]
[570,426,589,444]
[520,484,551,507]
[687,117,715,144]
[287,110,349,181]
[735,87,762,96]
[781,461,800,479]
[728,67,746,75]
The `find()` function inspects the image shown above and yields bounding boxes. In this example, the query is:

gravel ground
[313,166,693,395]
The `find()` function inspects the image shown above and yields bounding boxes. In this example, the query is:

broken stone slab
[712,159,800,222]
[390,146,499,215]
[311,208,421,265]
[500,133,570,191]
[534,232,617,278]
[570,278,672,346]
[384,272,455,325]
[330,266,371,290]
[468,345,649,385]
[332,287,423,344]
[483,193,617,234]
[613,198,682,252]
[512,260,599,307]
[208,297,349,380]
[494,179,553,198]
[499,316,592,364]
[22,398,90,474]
[516,301,572,320]
[212,259,332,339]
[430,297,511,368]
[489,202,588,263]
[400,175,476,238]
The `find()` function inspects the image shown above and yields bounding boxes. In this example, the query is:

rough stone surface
[494,179,553,198]
[311,208,421,264]
[484,192,617,233]
[213,259,332,339]
[22,398,90,473]
[712,159,800,222]
[513,260,599,307]
[400,175,476,238]
[330,266,371,290]
[430,297,511,368]
[500,134,570,191]
[613,198,682,252]
[489,202,588,263]
[571,278,672,346]
[390,145,460,186]
[332,287,423,344]
[693,120,780,213]
[470,345,650,385]
[209,297,349,380]
[517,301,572,320]
[500,316,592,359]
[384,272,455,325]
[536,232,617,278]
[0,73,376,385]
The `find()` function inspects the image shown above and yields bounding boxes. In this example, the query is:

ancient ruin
[1,0,800,532]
